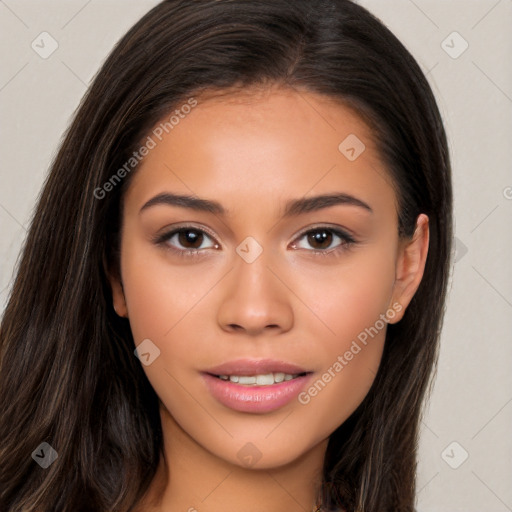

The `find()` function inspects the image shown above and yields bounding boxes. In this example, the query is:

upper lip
[204,358,311,376]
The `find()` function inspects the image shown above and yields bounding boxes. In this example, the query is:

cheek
[119,238,214,344]
[289,249,395,425]
[293,246,396,350]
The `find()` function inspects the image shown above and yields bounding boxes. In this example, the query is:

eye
[290,226,356,255]
[154,225,219,257]
[154,224,356,259]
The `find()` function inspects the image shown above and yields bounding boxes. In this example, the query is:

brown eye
[155,226,218,255]
[177,229,204,249]
[291,227,356,255]
[306,229,333,250]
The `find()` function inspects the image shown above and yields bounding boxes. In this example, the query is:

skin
[109,85,429,512]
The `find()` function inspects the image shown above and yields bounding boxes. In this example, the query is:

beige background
[1,1,511,510]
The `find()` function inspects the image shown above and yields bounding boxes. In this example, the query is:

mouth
[201,359,314,413]
[204,358,311,378]
[209,371,310,386]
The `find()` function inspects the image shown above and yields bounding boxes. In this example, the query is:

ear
[110,274,128,318]
[104,254,128,318]
[387,214,429,324]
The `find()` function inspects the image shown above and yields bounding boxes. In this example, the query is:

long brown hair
[0,1,452,510]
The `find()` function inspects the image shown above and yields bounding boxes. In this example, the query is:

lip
[204,358,310,376]
[202,358,313,413]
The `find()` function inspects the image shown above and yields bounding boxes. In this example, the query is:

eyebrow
[139,192,373,216]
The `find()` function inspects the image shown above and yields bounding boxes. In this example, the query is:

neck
[135,403,328,512]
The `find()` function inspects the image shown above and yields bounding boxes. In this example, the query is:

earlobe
[109,277,128,318]
[106,264,128,318]
[103,251,128,318]
[388,214,429,324]
[110,275,128,318]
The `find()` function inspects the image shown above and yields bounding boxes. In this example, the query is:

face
[110,86,428,469]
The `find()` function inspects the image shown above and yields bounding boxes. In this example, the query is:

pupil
[179,229,202,248]
[308,230,331,249]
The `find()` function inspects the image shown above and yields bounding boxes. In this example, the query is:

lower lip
[201,373,312,413]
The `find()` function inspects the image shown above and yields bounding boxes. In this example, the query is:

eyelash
[153,224,357,259]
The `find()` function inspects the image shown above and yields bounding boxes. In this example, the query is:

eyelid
[154,222,357,256]
[289,224,356,252]
[292,223,356,240]
[152,223,220,259]
[154,222,219,244]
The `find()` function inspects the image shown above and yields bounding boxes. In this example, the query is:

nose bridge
[232,235,280,307]
[236,240,272,293]
[216,235,293,334]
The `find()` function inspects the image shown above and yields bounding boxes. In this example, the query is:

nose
[216,248,294,336]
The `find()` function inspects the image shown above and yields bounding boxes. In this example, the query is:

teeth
[238,375,257,385]
[217,372,300,385]
[256,373,274,385]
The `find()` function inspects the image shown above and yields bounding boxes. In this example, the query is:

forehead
[124,86,396,219]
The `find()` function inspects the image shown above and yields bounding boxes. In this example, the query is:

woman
[0,0,452,510]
